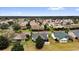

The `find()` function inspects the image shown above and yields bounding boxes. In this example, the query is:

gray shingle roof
[73,30,79,38]
[32,32,48,41]
[54,31,68,40]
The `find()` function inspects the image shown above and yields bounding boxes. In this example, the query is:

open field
[3,38,79,51]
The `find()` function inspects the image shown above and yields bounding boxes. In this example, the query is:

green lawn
[21,29,31,32]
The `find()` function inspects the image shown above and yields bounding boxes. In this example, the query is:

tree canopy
[35,36,44,49]
[12,23,21,31]
[0,36,9,50]
[0,23,9,29]
[11,43,24,51]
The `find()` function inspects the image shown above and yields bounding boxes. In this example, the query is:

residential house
[13,32,31,42]
[30,21,44,30]
[73,30,79,39]
[18,21,28,30]
[68,31,77,41]
[52,31,69,43]
[32,32,48,43]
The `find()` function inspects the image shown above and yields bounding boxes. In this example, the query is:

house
[52,31,69,43]
[73,30,79,39]
[32,32,48,42]
[13,32,31,42]
[13,33,26,41]
[68,31,77,40]
[18,21,28,30]
[7,19,15,25]
[30,21,44,30]
[53,24,64,29]
[64,24,79,29]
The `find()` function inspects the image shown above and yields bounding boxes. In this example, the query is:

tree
[11,43,24,51]
[0,36,9,50]
[35,36,44,49]
[65,28,70,34]
[49,26,54,32]
[26,21,31,29]
[73,19,79,24]
[44,24,49,30]
[25,34,30,41]
[8,21,14,25]
[12,23,21,31]
[0,23,9,29]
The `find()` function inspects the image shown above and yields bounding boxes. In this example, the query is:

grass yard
[3,38,79,51]
[21,29,31,32]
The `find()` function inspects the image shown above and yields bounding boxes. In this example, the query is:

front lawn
[3,38,79,51]
[21,29,31,32]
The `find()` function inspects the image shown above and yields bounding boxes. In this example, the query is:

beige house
[30,21,44,30]
[13,32,31,41]
[18,21,28,30]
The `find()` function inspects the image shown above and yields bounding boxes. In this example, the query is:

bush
[0,36,9,50]
[35,36,44,49]
[11,43,24,51]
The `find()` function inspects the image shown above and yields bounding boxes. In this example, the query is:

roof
[68,31,76,38]
[18,21,28,26]
[13,33,27,40]
[30,21,44,30]
[73,30,79,37]
[32,32,48,41]
[65,24,79,28]
[54,31,68,40]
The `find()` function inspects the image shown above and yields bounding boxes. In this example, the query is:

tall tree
[35,36,44,49]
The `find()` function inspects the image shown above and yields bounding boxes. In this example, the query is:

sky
[0,7,79,16]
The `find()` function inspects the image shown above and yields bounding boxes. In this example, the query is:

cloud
[48,7,64,11]
[75,8,79,11]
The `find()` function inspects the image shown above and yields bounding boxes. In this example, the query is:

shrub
[11,43,24,51]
